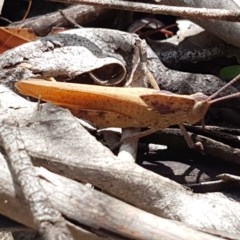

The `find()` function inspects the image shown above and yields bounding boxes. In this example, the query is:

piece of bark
[47,0,240,22]
[9,5,109,36]
[0,151,227,240]
[0,120,73,240]
[1,86,240,235]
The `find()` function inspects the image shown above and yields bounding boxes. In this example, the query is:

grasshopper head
[188,73,240,125]
[190,83,240,125]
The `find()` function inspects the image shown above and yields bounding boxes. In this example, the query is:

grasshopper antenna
[208,73,240,104]
[199,73,240,134]
[209,92,240,105]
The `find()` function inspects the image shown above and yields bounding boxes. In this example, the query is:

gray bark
[0,85,239,238]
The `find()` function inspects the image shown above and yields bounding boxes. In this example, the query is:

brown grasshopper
[15,76,240,146]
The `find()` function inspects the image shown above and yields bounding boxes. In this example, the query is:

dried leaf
[0,27,37,53]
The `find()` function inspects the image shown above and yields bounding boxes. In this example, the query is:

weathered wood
[47,0,240,48]
[0,27,240,239]
[9,5,109,36]
[47,0,240,22]
[0,147,224,240]
[141,128,240,165]
[0,85,240,238]
[0,121,73,240]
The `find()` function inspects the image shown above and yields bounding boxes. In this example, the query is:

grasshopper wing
[140,92,195,114]
[70,108,140,128]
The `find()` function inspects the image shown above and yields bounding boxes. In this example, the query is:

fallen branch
[0,152,224,240]
[0,117,73,239]
[142,128,240,165]
[10,4,108,36]
[47,0,240,22]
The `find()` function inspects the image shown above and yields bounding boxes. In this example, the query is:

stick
[118,128,140,163]
[47,0,240,22]
[0,120,73,240]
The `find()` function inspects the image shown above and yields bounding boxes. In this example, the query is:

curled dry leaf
[2,28,143,86]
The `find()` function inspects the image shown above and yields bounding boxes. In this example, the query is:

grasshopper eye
[193,101,203,114]
[193,101,208,116]
[187,92,207,121]
[188,101,209,125]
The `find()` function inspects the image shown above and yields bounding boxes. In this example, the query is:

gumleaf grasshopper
[15,75,240,147]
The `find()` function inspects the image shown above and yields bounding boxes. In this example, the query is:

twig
[187,180,235,193]
[141,128,240,165]
[0,119,73,240]
[9,5,107,36]
[47,0,240,22]
[217,173,240,182]
[22,0,32,21]
[59,9,82,28]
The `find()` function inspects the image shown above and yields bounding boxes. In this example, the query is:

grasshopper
[15,76,240,145]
